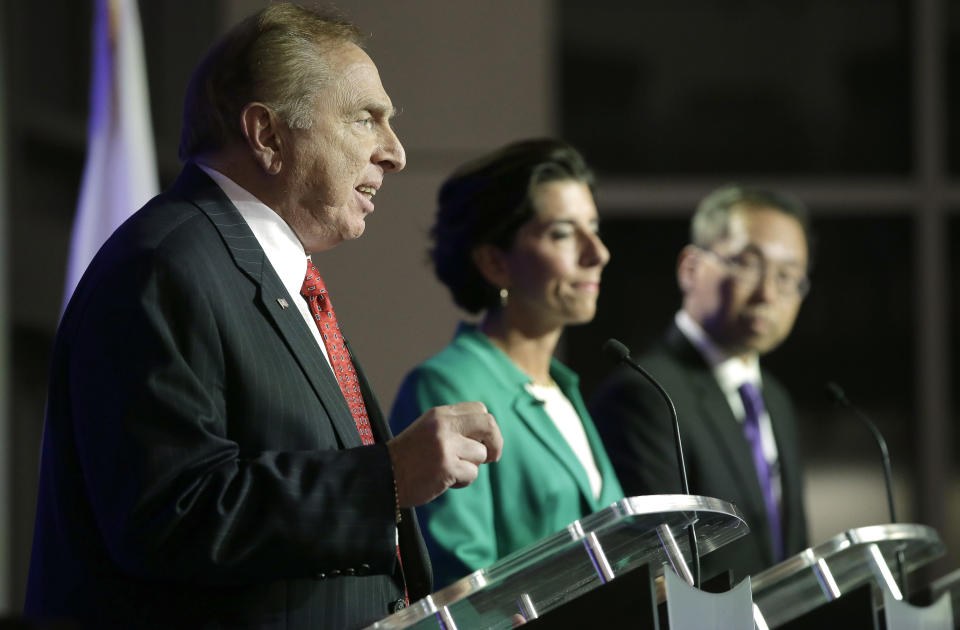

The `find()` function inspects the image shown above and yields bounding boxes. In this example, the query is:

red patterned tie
[299,260,409,605]
[300,260,375,445]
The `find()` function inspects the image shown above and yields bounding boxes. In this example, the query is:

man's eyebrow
[739,243,765,255]
[739,243,805,263]
[367,100,401,120]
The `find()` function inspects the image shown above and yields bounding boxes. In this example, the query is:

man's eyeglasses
[697,246,810,299]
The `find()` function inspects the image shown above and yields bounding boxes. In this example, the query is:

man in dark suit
[591,185,811,580]
[25,5,501,629]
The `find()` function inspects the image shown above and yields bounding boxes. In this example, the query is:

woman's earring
[499,288,509,308]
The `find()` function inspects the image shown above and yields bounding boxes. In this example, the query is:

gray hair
[691,184,811,249]
[179,3,364,160]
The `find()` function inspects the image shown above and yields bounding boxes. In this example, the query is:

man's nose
[377,127,406,172]
[751,266,780,301]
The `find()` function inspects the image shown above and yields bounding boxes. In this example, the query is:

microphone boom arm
[603,338,700,588]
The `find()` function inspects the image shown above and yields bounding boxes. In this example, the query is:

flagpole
[0,0,10,614]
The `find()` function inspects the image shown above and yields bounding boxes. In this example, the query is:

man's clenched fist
[387,401,502,507]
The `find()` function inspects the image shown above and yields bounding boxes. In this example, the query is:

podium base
[523,564,658,629]
[777,583,876,630]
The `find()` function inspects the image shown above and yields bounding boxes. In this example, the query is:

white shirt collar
[196,164,308,300]
[674,310,762,393]
[674,311,780,477]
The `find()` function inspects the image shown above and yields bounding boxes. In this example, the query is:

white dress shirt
[197,164,332,367]
[674,310,782,504]
[525,382,603,499]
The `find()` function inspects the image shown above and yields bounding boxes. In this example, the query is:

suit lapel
[554,365,617,509]
[344,335,433,592]
[763,375,801,544]
[691,371,768,515]
[256,275,361,448]
[453,327,597,506]
[344,335,390,443]
[668,329,770,544]
[512,392,596,507]
[174,164,361,448]
[575,405,618,509]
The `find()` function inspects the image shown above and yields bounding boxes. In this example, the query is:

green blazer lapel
[454,325,598,506]
[510,391,598,507]
[551,362,622,509]
[568,390,621,509]
[175,164,361,448]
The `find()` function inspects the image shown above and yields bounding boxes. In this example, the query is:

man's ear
[471,244,511,290]
[239,103,285,175]
[676,245,701,295]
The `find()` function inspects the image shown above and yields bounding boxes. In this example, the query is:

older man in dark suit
[25,5,501,629]
[591,185,811,581]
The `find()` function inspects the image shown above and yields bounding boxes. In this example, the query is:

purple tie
[738,382,783,561]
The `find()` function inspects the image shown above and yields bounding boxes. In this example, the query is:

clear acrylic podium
[364,494,748,630]
[750,523,947,628]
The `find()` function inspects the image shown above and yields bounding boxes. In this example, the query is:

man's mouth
[356,185,378,200]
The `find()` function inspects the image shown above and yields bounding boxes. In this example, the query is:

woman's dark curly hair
[430,138,595,313]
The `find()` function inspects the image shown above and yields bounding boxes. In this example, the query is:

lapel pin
[277,298,289,309]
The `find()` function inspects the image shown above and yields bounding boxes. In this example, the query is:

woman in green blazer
[390,139,624,589]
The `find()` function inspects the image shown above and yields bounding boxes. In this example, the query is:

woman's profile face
[500,179,610,331]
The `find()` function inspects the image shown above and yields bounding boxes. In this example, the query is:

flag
[63,0,158,307]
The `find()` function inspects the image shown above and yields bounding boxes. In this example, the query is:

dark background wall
[1,0,957,615]
[557,0,958,588]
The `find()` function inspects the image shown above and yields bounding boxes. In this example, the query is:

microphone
[603,339,689,495]
[603,338,700,588]
[825,381,906,593]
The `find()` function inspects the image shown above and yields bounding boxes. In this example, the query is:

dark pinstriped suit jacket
[25,164,431,629]
[590,324,807,581]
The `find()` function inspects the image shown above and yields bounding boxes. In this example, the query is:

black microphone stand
[826,382,908,597]
[604,339,701,590]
